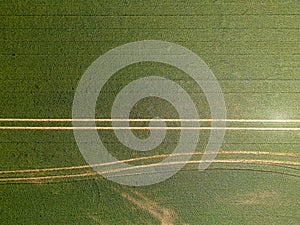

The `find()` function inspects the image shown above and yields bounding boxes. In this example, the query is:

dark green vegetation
[0,0,299,224]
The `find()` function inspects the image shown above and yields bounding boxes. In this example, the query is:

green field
[1,1,300,224]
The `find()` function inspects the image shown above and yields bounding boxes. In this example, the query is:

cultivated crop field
[0,1,299,224]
